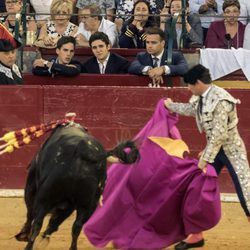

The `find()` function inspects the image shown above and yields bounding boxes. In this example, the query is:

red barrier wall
[23,73,182,87]
[0,85,249,192]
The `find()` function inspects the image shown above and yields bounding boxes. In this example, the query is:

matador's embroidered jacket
[168,84,250,212]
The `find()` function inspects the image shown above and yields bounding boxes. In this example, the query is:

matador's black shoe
[174,239,205,250]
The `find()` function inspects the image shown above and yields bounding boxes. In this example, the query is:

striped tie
[153,57,159,68]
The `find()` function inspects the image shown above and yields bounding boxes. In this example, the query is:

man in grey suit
[128,27,188,86]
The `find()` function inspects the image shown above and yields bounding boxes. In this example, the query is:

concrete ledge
[0,189,24,197]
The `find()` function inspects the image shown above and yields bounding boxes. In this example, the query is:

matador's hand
[164,98,173,109]
[198,158,207,173]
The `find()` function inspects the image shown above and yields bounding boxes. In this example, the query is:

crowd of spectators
[0,0,250,85]
[0,0,249,49]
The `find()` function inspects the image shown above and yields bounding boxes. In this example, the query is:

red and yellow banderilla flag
[0,113,77,155]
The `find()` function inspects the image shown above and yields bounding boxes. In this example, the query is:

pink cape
[84,99,221,249]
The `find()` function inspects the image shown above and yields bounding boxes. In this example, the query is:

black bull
[15,123,139,250]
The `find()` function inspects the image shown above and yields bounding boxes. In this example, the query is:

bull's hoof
[33,234,50,249]
[15,232,29,242]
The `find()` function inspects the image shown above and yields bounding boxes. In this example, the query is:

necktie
[153,57,159,68]
[101,64,105,74]
[198,96,203,114]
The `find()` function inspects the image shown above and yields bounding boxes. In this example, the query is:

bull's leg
[43,207,74,237]
[24,208,47,250]
[16,165,37,242]
[69,208,94,250]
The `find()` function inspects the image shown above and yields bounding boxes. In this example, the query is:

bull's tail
[106,140,139,164]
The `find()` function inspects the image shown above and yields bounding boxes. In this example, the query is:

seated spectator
[76,0,115,21]
[82,31,129,73]
[238,0,250,24]
[76,4,118,47]
[3,0,37,36]
[205,0,245,49]
[160,0,203,49]
[119,0,158,48]
[0,23,23,84]
[128,27,188,85]
[34,0,78,48]
[115,0,163,32]
[243,22,250,49]
[189,0,224,40]
[32,36,81,76]
[29,0,53,28]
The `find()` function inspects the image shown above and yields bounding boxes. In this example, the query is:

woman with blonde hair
[34,0,78,48]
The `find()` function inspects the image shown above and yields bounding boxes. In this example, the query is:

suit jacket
[32,58,81,77]
[128,49,188,76]
[81,53,129,74]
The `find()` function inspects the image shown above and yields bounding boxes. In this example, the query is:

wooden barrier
[23,46,248,81]
[23,73,183,87]
[0,85,250,192]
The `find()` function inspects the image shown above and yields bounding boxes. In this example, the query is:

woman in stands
[205,0,245,48]
[34,0,78,48]
[160,0,203,49]
[0,23,23,84]
[119,0,158,48]
[115,0,162,32]
[3,0,37,36]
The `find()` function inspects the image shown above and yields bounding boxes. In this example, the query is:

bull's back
[35,125,107,184]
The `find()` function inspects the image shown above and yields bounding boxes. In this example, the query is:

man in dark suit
[128,27,188,86]
[32,36,81,77]
[82,32,129,74]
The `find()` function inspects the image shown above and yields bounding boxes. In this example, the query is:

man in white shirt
[75,4,118,47]
[189,0,224,39]
[239,0,250,24]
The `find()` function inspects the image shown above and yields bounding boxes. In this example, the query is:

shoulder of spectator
[111,52,128,62]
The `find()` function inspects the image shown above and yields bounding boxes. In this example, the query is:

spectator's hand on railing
[148,67,165,79]
[153,76,164,85]
[33,58,47,68]
[148,76,163,88]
